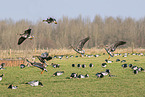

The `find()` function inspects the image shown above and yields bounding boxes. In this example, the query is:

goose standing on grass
[25,80,43,87]
[0,63,5,70]
[122,64,128,69]
[26,59,47,74]
[70,36,90,57]
[133,70,138,74]
[53,71,64,76]
[89,63,93,67]
[8,84,18,89]
[105,41,126,59]
[0,74,4,81]
[20,64,25,69]
[101,63,107,68]
[17,28,34,45]
[43,17,57,24]
[51,63,60,68]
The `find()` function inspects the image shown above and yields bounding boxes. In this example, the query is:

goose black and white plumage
[17,28,34,45]
[133,70,138,74]
[82,64,86,68]
[102,63,107,67]
[70,36,90,56]
[8,84,18,89]
[122,64,127,68]
[72,64,75,67]
[96,73,104,78]
[116,59,120,62]
[43,17,57,24]
[89,63,93,67]
[121,60,126,63]
[26,59,47,74]
[20,64,25,69]
[96,69,111,78]
[105,41,126,59]
[70,73,78,78]
[78,74,89,78]
[138,67,144,72]
[105,59,113,63]
[35,52,52,67]
[0,74,4,81]
[0,63,5,70]
[77,64,81,68]
[51,63,60,68]
[53,71,64,76]
[132,66,138,70]
[129,64,133,68]
[25,80,43,87]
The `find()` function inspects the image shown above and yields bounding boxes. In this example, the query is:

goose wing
[24,28,31,35]
[36,56,45,63]
[18,37,27,45]
[33,63,44,69]
[113,41,126,49]
[77,36,90,50]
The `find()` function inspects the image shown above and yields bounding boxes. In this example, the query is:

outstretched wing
[33,63,44,69]
[36,56,45,63]
[18,37,27,45]
[114,41,126,49]
[48,17,53,21]
[24,29,31,35]
[77,36,90,50]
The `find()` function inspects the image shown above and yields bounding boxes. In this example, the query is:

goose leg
[41,70,44,74]
[108,56,110,60]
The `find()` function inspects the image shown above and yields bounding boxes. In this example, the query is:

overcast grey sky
[0,0,145,22]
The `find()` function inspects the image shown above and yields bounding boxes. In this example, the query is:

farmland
[0,49,145,97]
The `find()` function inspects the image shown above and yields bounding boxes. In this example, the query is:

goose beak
[54,21,57,24]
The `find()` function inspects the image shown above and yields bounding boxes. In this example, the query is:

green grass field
[0,54,145,97]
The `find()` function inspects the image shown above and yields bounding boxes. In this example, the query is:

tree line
[0,15,145,50]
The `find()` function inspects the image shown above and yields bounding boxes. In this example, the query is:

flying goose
[43,17,57,24]
[70,36,90,57]
[35,52,52,67]
[26,59,47,74]
[105,41,126,59]
[17,28,34,45]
